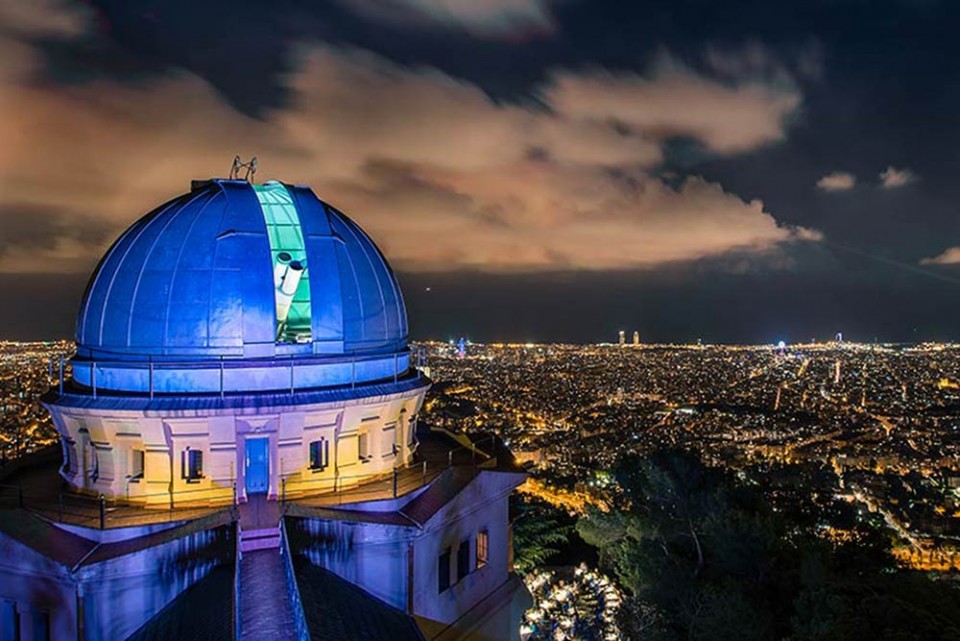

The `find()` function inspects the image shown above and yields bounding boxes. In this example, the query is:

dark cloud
[0,204,114,270]
[333,0,562,39]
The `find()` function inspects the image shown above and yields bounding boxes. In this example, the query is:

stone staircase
[240,525,280,552]
[239,547,297,640]
[236,495,296,640]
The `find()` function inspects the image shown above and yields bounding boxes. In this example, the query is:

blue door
[245,438,269,494]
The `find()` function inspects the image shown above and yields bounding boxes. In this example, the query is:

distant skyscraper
[457,336,467,358]
[618,330,625,346]
[632,331,640,346]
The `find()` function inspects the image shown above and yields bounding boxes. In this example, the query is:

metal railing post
[219,357,225,399]
[282,478,287,507]
[91,362,97,399]
[448,450,453,468]
[149,358,154,400]
[393,468,398,498]
[290,358,295,394]
[422,461,427,485]
[99,494,105,529]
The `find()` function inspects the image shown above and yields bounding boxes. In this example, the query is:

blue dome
[76,179,407,362]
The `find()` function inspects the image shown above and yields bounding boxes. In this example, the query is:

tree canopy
[577,450,960,640]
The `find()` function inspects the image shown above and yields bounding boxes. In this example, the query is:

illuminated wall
[0,519,233,641]
[46,382,426,503]
[290,469,528,638]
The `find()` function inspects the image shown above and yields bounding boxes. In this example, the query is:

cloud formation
[920,247,960,266]
[0,2,818,275]
[545,56,800,154]
[880,166,916,189]
[816,171,856,191]
[335,0,559,38]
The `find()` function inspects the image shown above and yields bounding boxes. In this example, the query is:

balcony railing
[51,350,424,398]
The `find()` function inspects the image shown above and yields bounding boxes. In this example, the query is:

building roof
[0,507,235,570]
[125,565,234,641]
[293,558,425,641]
[0,508,96,567]
[287,465,525,530]
[76,179,407,363]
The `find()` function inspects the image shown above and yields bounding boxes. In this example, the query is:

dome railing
[57,349,416,398]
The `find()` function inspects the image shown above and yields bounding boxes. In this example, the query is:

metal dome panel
[75,179,409,370]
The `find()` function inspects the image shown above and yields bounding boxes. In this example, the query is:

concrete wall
[0,535,76,641]
[294,517,414,610]
[290,470,527,637]
[76,522,234,641]
[411,473,519,625]
[0,521,234,641]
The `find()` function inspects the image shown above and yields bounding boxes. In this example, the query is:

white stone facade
[46,384,427,505]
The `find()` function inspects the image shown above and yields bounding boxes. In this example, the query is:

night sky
[3,0,960,344]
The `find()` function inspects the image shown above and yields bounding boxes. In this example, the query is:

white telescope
[275,259,304,325]
[273,252,293,288]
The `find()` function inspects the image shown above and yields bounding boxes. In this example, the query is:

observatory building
[49,178,425,505]
[0,177,529,640]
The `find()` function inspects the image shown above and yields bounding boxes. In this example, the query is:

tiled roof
[125,565,234,641]
[294,558,424,641]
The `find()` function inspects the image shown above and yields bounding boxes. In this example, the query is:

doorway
[245,438,269,495]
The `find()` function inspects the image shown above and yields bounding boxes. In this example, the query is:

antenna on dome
[229,155,258,182]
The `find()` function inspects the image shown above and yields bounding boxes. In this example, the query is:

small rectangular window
[476,529,489,568]
[457,538,471,581]
[358,433,371,463]
[63,440,77,475]
[381,425,396,458]
[130,449,145,480]
[89,446,99,482]
[30,610,49,641]
[438,548,451,593]
[309,438,330,471]
[1,600,19,641]
[182,449,203,481]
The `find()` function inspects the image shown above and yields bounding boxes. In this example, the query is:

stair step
[241,527,280,540]
[240,526,280,551]
[241,535,280,552]
[239,549,297,640]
